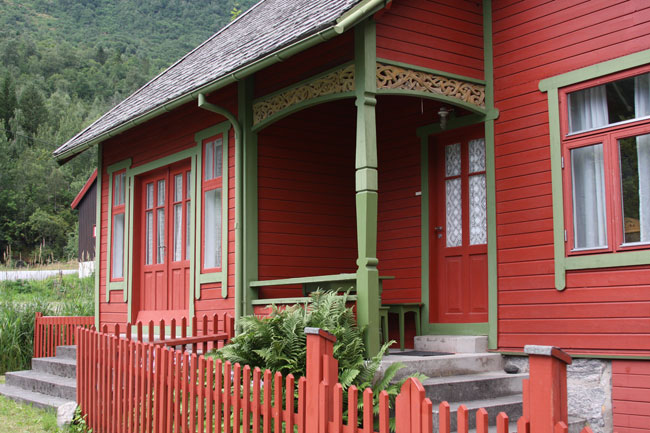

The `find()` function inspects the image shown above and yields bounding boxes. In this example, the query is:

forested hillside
[0,0,256,264]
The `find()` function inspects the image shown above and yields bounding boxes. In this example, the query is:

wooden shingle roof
[54,0,370,161]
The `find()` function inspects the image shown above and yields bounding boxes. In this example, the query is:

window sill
[565,249,650,271]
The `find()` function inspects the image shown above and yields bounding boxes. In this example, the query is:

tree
[0,73,16,138]
[17,84,48,142]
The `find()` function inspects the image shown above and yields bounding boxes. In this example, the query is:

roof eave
[54,0,391,164]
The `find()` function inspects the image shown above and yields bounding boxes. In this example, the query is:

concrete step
[431,394,523,432]
[380,352,504,381]
[55,345,77,360]
[423,372,528,404]
[414,335,488,354]
[5,370,76,401]
[0,383,74,412]
[32,356,77,379]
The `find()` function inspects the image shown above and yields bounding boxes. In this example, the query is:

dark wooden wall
[77,180,97,262]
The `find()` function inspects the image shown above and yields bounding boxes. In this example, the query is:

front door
[430,127,488,323]
[136,160,192,323]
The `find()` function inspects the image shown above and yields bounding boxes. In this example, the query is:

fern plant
[209,291,425,430]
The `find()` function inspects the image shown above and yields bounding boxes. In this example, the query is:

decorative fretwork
[253,64,355,125]
[376,63,485,108]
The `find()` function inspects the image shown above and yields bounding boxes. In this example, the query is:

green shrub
[0,275,94,374]
[210,291,425,430]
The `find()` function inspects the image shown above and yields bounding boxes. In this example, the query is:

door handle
[434,226,443,231]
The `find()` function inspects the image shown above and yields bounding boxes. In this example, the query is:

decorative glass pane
[619,133,650,244]
[469,138,486,173]
[174,174,182,202]
[469,174,487,245]
[203,188,222,269]
[186,171,191,199]
[571,143,607,249]
[157,180,165,206]
[146,183,154,209]
[112,213,124,279]
[173,204,182,261]
[186,202,191,260]
[214,139,223,178]
[205,142,213,180]
[145,211,153,265]
[446,178,462,247]
[157,208,165,263]
[445,143,461,177]
[114,173,125,206]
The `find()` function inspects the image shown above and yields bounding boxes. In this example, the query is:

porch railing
[76,324,602,433]
[33,312,94,358]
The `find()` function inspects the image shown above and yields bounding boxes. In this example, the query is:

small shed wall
[77,180,97,262]
[493,0,650,355]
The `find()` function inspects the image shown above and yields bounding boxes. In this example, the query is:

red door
[430,128,488,323]
[136,161,192,323]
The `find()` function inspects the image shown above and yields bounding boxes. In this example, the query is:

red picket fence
[33,312,94,358]
[76,322,603,433]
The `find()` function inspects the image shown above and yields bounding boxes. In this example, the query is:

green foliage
[0,274,94,374]
[66,406,92,433]
[0,0,256,263]
[210,291,425,430]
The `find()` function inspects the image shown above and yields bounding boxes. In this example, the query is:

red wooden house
[54,0,650,430]
[70,169,97,277]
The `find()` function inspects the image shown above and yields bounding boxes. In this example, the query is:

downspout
[197,93,244,328]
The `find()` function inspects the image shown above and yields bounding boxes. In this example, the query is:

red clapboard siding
[376,0,484,80]
[254,31,354,98]
[494,0,650,355]
[256,100,357,296]
[613,360,650,433]
[99,86,239,328]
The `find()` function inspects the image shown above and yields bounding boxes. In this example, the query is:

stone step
[55,345,77,360]
[0,383,74,412]
[32,356,77,379]
[414,335,488,354]
[380,352,504,381]
[431,394,523,432]
[423,372,528,404]
[5,370,76,401]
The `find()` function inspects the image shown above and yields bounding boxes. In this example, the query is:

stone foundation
[504,356,613,433]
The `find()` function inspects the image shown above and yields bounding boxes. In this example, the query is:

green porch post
[354,19,380,357]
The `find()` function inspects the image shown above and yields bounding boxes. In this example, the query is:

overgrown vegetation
[0,0,256,264]
[0,274,93,374]
[210,291,425,429]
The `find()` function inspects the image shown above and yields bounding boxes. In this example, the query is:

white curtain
[568,85,608,133]
[572,143,607,249]
[635,74,650,242]
[203,188,222,268]
[112,213,124,278]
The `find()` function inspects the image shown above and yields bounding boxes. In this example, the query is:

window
[202,136,223,271]
[111,170,126,280]
[561,67,650,254]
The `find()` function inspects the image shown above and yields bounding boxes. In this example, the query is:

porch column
[354,19,380,357]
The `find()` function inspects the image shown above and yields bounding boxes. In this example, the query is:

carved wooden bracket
[376,62,485,108]
[252,62,486,126]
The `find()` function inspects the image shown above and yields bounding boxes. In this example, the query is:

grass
[0,275,94,374]
[0,260,79,272]
[0,376,61,432]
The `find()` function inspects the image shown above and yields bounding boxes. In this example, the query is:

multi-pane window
[111,171,126,280]
[172,170,192,262]
[562,67,650,253]
[202,137,223,271]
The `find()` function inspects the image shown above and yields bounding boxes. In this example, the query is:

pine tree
[17,84,48,143]
[0,74,16,139]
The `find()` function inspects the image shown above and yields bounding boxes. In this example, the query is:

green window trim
[194,121,231,299]
[539,48,650,291]
[106,158,132,302]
